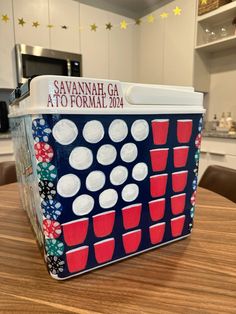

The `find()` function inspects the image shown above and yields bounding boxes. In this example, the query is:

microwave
[15,44,82,84]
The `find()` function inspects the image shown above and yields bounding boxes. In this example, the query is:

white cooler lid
[9,75,204,117]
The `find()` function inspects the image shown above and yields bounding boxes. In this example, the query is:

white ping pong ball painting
[83,120,104,144]
[97,144,117,166]
[57,174,81,198]
[86,171,106,192]
[120,143,138,163]
[122,184,139,202]
[72,194,94,216]
[69,147,93,170]
[131,120,149,141]
[52,119,78,145]
[108,119,128,142]
[99,189,118,209]
[132,163,148,181]
[110,166,128,186]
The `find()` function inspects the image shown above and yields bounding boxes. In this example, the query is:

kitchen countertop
[0,132,11,139]
[0,183,235,313]
[202,130,236,140]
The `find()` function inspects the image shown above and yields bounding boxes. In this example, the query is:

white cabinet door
[80,4,109,79]
[0,139,14,162]
[137,8,165,84]
[49,0,80,53]
[13,0,50,48]
[163,0,196,86]
[0,0,16,88]
[199,137,236,180]
[108,13,135,82]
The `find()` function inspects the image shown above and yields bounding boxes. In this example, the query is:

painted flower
[192,176,198,190]
[45,239,64,256]
[34,142,54,163]
[195,134,202,149]
[39,180,56,200]
[41,199,63,220]
[191,191,197,206]
[190,206,195,218]
[32,118,51,142]
[195,149,200,165]
[37,162,57,181]
[47,255,65,275]
[198,117,203,132]
[43,219,62,239]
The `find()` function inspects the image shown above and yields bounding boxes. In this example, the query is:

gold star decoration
[47,24,54,28]
[106,22,112,30]
[61,25,68,29]
[1,14,10,22]
[90,23,98,31]
[160,12,169,19]
[147,15,155,23]
[201,0,208,4]
[120,20,127,30]
[18,17,26,26]
[135,18,141,25]
[32,21,39,28]
[173,6,182,16]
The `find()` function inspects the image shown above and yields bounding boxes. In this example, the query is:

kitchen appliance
[0,101,9,132]
[9,75,204,280]
[15,44,82,85]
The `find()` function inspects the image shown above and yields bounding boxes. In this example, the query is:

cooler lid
[9,75,204,117]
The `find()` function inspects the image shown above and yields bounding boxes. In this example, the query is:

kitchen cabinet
[13,0,50,48]
[198,137,236,180]
[0,138,14,162]
[49,0,80,53]
[80,4,109,79]
[137,0,196,86]
[108,12,136,82]
[137,6,164,84]
[0,0,16,89]
[163,0,196,86]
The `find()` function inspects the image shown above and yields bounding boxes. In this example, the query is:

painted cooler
[9,75,204,280]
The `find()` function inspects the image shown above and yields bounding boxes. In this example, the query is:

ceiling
[79,0,171,19]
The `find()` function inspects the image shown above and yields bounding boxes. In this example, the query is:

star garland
[0,6,183,31]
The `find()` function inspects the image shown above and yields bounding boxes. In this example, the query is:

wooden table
[0,184,235,313]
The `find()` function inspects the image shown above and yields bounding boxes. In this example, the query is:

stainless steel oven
[15,44,82,84]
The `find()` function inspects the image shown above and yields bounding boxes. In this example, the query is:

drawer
[201,138,236,156]
[0,139,14,155]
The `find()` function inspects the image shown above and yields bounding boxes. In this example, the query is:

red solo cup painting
[148,198,165,222]
[171,193,186,215]
[172,171,188,193]
[93,210,115,238]
[173,146,189,168]
[62,218,89,246]
[94,238,115,264]
[151,119,169,145]
[150,148,169,172]
[149,222,166,245]
[177,120,193,143]
[171,215,186,237]
[66,246,89,273]
[122,204,142,230]
[123,229,142,254]
[150,174,168,198]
